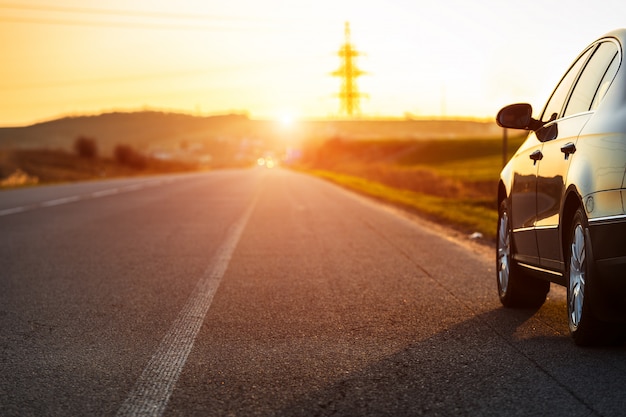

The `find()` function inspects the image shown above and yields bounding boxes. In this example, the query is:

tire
[496,200,549,308]
[566,207,606,346]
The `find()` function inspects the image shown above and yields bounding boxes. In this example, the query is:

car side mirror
[496,103,537,130]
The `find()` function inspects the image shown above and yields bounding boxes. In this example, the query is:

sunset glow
[278,112,296,127]
[1,0,625,126]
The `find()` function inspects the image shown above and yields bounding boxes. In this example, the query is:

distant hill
[0,111,502,157]
[0,112,256,156]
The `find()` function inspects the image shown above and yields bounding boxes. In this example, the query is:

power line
[0,69,230,91]
[0,15,263,31]
[0,3,257,22]
[0,56,326,91]
[0,3,333,31]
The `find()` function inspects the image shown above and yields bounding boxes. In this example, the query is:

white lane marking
[0,206,28,216]
[115,192,259,417]
[91,188,120,198]
[120,184,144,192]
[40,195,81,207]
[0,179,172,217]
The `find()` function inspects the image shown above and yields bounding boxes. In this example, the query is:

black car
[496,29,626,345]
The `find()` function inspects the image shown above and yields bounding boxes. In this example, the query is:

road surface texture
[2,168,626,416]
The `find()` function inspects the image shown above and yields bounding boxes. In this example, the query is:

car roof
[598,28,626,51]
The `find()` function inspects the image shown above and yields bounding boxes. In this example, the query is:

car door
[535,41,620,270]
[509,48,593,267]
[509,133,543,265]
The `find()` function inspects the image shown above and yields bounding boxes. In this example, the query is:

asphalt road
[2,168,626,417]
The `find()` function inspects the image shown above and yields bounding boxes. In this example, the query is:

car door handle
[561,142,577,160]
[529,150,543,165]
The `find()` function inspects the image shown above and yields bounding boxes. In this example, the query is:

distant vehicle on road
[496,29,626,345]
[257,155,278,169]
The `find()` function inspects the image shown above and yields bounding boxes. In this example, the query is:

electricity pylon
[332,22,366,117]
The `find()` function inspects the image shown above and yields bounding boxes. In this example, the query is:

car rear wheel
[567,207,605,346]
[497,200,549,308]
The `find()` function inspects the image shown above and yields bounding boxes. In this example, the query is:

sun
[278,111,297,128]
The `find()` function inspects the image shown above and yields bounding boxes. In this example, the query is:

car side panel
[535,113,592,270]
[508,134,542,264]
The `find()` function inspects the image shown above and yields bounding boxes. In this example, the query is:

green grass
[308,169,498,240]
[428,155,505,181]
[401,136,525,182]
[298,135,527,241]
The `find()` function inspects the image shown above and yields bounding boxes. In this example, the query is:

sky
[1,0,626,127]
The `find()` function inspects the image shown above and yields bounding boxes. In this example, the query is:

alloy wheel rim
[497,211,510,295]
[569,224,586,329]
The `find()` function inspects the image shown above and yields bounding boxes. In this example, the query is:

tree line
[74,136,147,169]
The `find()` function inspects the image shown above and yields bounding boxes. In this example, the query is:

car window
[590,50,620,110]
[564,41,619,116]
[541,47,594,123]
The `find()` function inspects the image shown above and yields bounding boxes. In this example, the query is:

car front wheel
[496,200,549,308]
[567,207,605,346]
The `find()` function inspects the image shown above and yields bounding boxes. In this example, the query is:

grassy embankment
[0,149,200,187]
[298,134,525,241]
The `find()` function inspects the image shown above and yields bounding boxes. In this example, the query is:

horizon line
[0,108,495,128]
